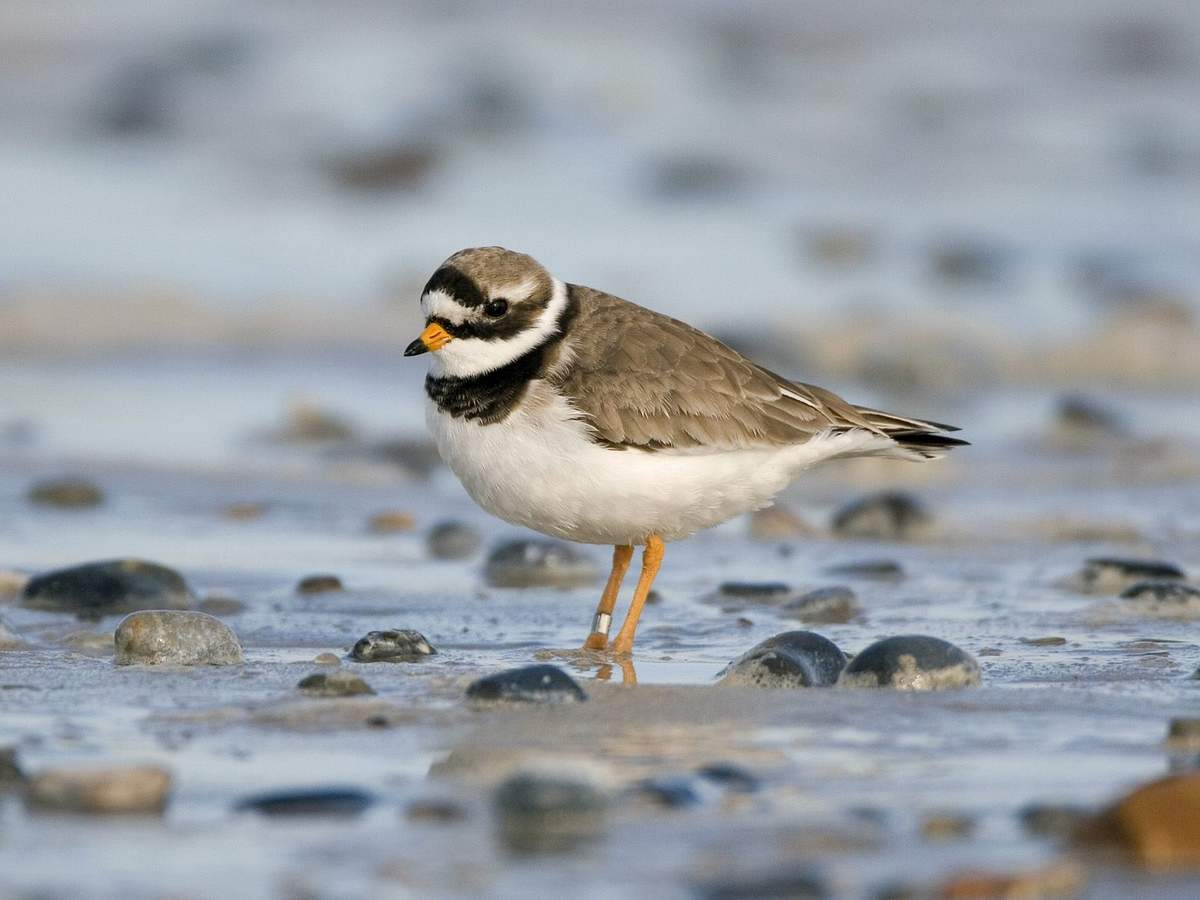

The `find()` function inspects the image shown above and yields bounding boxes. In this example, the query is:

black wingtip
[892,431,970,448]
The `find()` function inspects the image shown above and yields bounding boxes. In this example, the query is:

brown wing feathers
[552,285,965,454]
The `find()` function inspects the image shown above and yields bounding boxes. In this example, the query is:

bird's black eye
[484,298,509,317]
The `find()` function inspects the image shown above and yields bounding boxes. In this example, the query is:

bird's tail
[847,405,969,461]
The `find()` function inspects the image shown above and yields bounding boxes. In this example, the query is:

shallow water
[3,349,1200,898]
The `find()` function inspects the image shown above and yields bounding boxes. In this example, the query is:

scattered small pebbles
[494,771,607,854]
[719,631,848,688]
[296,671,375,697]
[483,540,598,588]
[350,629,436,662]
[466,664,587,704]
[25,765,172,815]
[22,559,193,616]
[838,635,980,690]
[1076,557,1185,594]
[296,574,343,594]
[831,491,932,541]
[781,586,860,624]
[236,787,375,818]
[114,610,243,666]
[427,521,482,560]
[28,477,104,508]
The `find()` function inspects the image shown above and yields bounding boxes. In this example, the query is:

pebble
[920,812,975,840]
[466,664,587,704]
[1,747,24,788]
[427,521,483,560]
[781,586,860,624]
[1076,557,1185,594]
[628,776,703,809]
[25,765,172,815]
[718,581,793,604]
[406,798,468,823]
[803,225,877,269]
[1,615,26,649]
[296,574,343,595]
[824,559,904,580]
[1019,803,1089,838]
[831,491,933,541]
[838,635,980,690]
[275,401,355,443]
[195,595,247,617]
[368,510,414,533]
[114,610,243,665]
[929,237,1014,288]
[313,652,340,665]
[350,629,436,662]
[748,505,814,540]
[719,631,848,688]
[223,501,266,521]
[0,568,30,597]
[1076,771,1200,866]
[1120,580,1200,603]
[1021,636,1067,646]
[934,861,1084,900]
[696,763,760,793]
[22,559,194,616]
[236,787,375,818]
[296,671,375,697]
[1051,395,1126,449]
[1167,718,1200,750]
[27,477,104,508]
[483,540,598,589]
[494,771,607,854]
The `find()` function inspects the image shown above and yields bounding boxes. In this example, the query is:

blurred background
[3,0,1199,474]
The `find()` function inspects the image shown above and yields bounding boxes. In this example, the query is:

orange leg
[609,535,665,656]
[582,545,633,650]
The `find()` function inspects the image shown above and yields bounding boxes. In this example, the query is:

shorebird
[406,247,965,655]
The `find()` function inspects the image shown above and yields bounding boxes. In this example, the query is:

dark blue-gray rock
[1121,581,1200,603]
[28,477,104,509]
[350,629,436,662]
[838,635,980,690]
[697,763,760,793]
[484,540,598,588]
[1,747,24,788]
[831,492,933,540]
[824,559,904,580]
[236,787,375,818]
[427,521,482,560]
[494,772,607,854]
[629,776,703,809]
[1052,395,1126,448]
[296,574,343,595]
[781,586,860,624]
[1078,557,1185,593]
[695,867,828,900]
[114,610,243,665]
[22,559,193,616]
[719,631,848,688]
[466,665,586,704]
[296,671,375,697]
[718,582,794,604]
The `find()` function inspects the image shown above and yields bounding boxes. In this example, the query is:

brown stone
[1080,771,1200,867]
[25,765,172,814]
[369,511,415,534]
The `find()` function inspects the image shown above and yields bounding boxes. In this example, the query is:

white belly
[427,382,882,545]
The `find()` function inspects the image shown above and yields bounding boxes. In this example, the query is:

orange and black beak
[404,322,453,356]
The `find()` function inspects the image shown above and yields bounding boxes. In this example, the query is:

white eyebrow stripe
[489,276,540,302]
[422,290,469,324]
